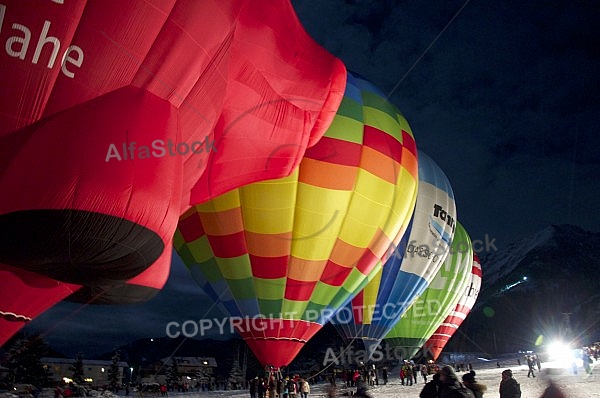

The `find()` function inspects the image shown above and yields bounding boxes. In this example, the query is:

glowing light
[547,341,571,359]
[545,340,580,370]
[497,276,529,295]
[535,335,544,346]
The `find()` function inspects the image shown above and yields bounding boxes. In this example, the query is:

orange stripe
[287,257,328,282]
[199,207,243,235]
[360,146,399,184]
[298,158,356,190]
[329,239,368,267]
[402,147,418,179]
[368,229,394,259]
[246,231,292,257]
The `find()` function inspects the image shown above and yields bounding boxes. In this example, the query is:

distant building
[41,357,129,386]
[143,357,217,387]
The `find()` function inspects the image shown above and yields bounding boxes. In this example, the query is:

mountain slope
[446,224,600,355]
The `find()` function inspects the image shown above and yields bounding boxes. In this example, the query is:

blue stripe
[418,151,454,198]
[430,217,453,243]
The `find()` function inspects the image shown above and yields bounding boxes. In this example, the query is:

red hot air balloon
[0,2,345,292]
[0,263,79,347]
[0,0,345,346]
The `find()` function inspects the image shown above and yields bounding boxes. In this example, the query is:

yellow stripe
[363,266,383,323]
[290,182,352,260]
[197,189,241,212]
[240,171,298,234]
[337,169,397,247]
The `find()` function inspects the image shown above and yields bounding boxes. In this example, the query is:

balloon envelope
[384,222,474,359]
[423,253,482,360]
[0,0,345,290]
[332,151,456,356]
[0,263,79,347]
[175,71,418,367]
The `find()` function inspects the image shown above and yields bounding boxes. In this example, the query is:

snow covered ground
[159,359,597,397]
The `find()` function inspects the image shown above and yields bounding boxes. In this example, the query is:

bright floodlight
[523,276,528,281]
[547,340,573,363]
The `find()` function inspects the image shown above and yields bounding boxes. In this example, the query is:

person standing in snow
[413,363,420,384]
[437,365,475,398]
[249,377,258,398]
[420,372,441,398]
[462,370,487,398]
[299,378,310,398]
[499,369,521,398]
[527,356,536,378]
[421,364,429,383]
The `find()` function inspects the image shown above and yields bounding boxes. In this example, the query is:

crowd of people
[248,375,310,398]
[247,352,586,398]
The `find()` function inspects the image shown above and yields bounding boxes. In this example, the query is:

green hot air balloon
[384,221,474,359]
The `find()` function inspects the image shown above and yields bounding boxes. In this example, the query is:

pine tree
[165,358,180,389]
[228,358,245,390]
[5,334,49,387]
[108,350,121,391]
[71,352,85,384]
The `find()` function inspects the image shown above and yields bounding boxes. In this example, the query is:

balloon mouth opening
[0,311,32,323]
[0,209,164,285]
[66,283,160,304]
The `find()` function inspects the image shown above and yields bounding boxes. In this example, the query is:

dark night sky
[21,0,600,356]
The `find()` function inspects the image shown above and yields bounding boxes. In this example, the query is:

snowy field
[157,360,597,397]
[4,360,595,398]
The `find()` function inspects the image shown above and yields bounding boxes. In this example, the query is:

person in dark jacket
[354,378,373,398]
[420,372,441,398]
[437,365,475,398]
[499,369,521,398]
[462,370,487,398]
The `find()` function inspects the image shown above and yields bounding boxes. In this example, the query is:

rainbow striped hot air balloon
[384,221,474,359]
[174,71,418,368]
[423,253,482,360]
[332,151,456,357]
